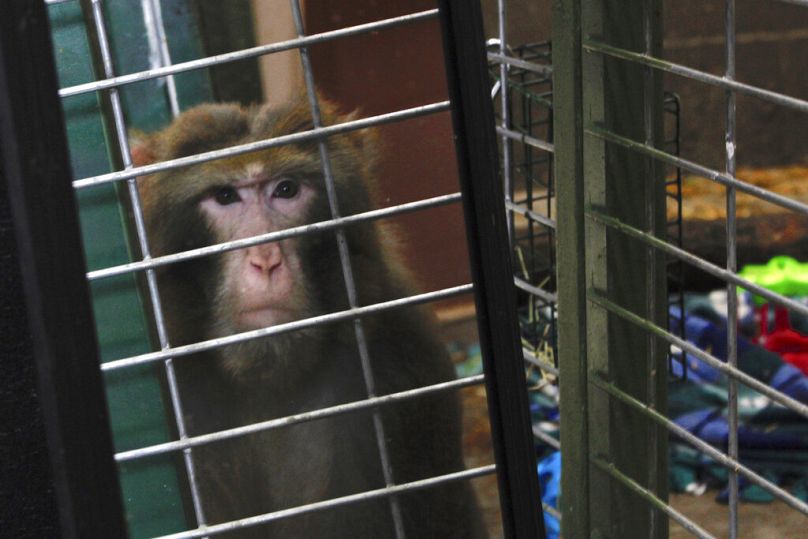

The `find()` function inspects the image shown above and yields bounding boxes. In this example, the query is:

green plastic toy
[738,256,808,304]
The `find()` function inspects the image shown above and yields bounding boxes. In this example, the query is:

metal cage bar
[586,125,808,215]
[88,192,462,281]
[59,10,440,99]
[101,284,473,372]
[497,0,514,240]
[288,1,406,534]
[439,0,545,536]
[552,0,591,534]
[723,0,740,535]
[152,465,498,539]
[558,0,808,535]
[488,37,559,493]
[582,39,808,113]
[589,368,808,516]
[14,0,549,536]
[641,2,664,534]
[591,456,715,539]
[555,0,669,536]
[116,375,486,463]
[83,0,208,526]
[141,0,180,117]
[73,101,450,190]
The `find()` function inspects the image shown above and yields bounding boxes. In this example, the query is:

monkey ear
[343,109,379,154]
[327,107,378,172]
[344,109,381,178]
[129,131,163,213]
[130,130,157,167]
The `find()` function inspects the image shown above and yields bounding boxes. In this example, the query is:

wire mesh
[555,0,808,535]
[489,41,557,374]
[288,1,405,533]
[45,0,808,536]
[50,1,502,537]
[84,0,208,525]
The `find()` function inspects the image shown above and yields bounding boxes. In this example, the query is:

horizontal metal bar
[496,126,555,153]
[487,52,553,76]
[584,39,808,113]
[542,503,562,521]
[587,289,808,419]
[590,374,808,516]
[60,9,439,98]
[153,464,497,539]
[586,125,808,216]
[74,101,450,190]
[45,0,74,4]
[523,347,559,376]
[532,426,560,450]
[506,200,557,230]
[514,276,558,304]
[88,192,461,280]
[587,209,808,319]
[772,0,808,6]
[591,456,715,539]
[490,79,502,99]
[117,374,485,462]
[102,284,473,372]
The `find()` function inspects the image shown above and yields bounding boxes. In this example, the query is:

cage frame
[0,0,545,537]
[553,0,808,537]
[0,1,127,537]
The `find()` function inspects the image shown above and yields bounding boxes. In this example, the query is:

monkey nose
[247,244,282,274]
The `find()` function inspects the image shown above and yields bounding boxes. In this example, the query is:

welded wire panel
[58,9,442,99]
[39,0,549,537]
[83,0,208,525]
[554,0,808,536]
[489,41,558,376]
[488,22,560,533]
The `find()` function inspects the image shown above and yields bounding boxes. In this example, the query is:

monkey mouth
[238,305,293,329]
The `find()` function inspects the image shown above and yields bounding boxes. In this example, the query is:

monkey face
[135,99,374,369]
[199,168,318,332]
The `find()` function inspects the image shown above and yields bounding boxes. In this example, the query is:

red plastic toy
[759,303,808,375]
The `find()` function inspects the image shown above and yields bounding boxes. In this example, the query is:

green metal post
[555,0,668,537]
[552,0,590,537]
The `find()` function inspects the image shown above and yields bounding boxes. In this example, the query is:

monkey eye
[213,186,241,206]
[272,179,300,199]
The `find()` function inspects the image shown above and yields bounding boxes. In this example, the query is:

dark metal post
[0,1,127,537]
[437,1,545,537]
[552,0,594,537]
[554,0,668,536]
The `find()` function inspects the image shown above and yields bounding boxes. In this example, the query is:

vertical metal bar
[287,3,406,537]
[552,0,590,535]
[141,0,180,117]
[498,0,514,240]
[597,0,667,531]
[85,0,208,527]
[564,0,667,535]
[642,1,661,535]
[724,0,739,537]
[0,1,127,536]
[438,1,545,537]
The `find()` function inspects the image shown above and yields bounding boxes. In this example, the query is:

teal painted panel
[49,1,214,536]
[102,0,212,131]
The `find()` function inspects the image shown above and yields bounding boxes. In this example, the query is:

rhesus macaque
[134,96,486,538]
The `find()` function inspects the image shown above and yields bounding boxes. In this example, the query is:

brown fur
[135,96,485,538]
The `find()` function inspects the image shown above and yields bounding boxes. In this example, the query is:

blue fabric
[770,363,808,402]
[537,451,561,539]
[668,295,808,501]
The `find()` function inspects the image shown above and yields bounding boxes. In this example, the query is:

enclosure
[2,0,808,538]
